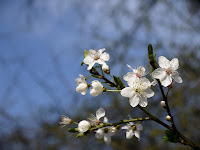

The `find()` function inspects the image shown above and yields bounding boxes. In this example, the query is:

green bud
[76,132,87,138]
[68,128,79,132]
[84,50,88,58]
[148,44,153,56]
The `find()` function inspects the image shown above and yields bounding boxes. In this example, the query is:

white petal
[123,72,136,81]
[83,56,93,65]
[136,124,143,131]
[90,89,101,96]
[95,129,104,139]
[129,94,140,107]
[76,83,87,93]
[127,64,134,71]
[139,77,151,87]
[121,87,134,98]
[100,52,110,61]
[152,68,166,80]
[170,58,179,70]
[87,61,95,70]
[96,59,106,65]
[92,80,103,90]
[144,88,154,98]
[81,91,87,95]
[139,95,148,107]
[171,71,183,83]
[126,130,134,139]
[104,134,111,144]
[160,75,172,87]
[103,117,109,124]
[96,107,105,120]
[134,130,140,140]
[122,125,130,130]
[158,56,170,69]
[151,79,157,86]
[98,48,106,55]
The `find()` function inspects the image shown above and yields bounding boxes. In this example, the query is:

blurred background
[0,0,200,149]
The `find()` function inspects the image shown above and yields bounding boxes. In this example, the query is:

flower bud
[166,115,172,121]
[116,125,120,130]
[78,120,91,133]
[102,64,110,74]
[160,101,166,109]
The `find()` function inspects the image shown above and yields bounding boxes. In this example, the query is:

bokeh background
[0,0,200,150]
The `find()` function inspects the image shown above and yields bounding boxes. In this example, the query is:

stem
[106,90,121,92]
[90,117,151,131]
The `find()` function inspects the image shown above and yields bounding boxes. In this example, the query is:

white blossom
[83,48,110,70]
[102,64,109,73]
[78,120,91,133]
[123,65,148,82]
[95,117,115,144]
[121,77,154,107]
[59,115,72,127]
[152,56,182,87]
[90,80,104,96]
[75,74,88,95]
[122,122,143,140]
[88,107,106,126]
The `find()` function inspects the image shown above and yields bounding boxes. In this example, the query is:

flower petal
[158,56,170,69]
[139,95,148,107]
[96,107,105,120]
[98,48,106,55]
[139,77,151,87]
[96,59,106,65]
[103,117,109,124]
[160,75,172,87]
[136,124,143,131]
[129,94,140,107]
[104,133,111,144]
[92,80,103,90]
[171,71,183,83]
[170,58,179,70]
[95,128,104,139]
[122,125,130,130]
[100,52,110,61]
[127,64,134,71]
[121,87,134,98]
[87,62,95,70]
[123,72,136,81]
[144,88,154,98]
[126,130,134,139]
[83,56,93,65]
[90,89,100,96]
[134,130,140,140]
[152,68,166,80]
[76,83,87,93]
[81,91,87,95]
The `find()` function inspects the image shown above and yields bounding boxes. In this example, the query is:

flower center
[135,73,141,78]
[165,67,172,75]
[94,55,100,60]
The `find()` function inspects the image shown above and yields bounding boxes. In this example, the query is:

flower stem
[106,90,121,92]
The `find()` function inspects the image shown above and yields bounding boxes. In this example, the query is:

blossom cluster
[60,47,183,145]
[60,108,143,144]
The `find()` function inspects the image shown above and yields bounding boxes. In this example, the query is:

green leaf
[84,50,87,58]
[113,76,125,90]
[68,128,79,133]
[81,62,84,66]
[163,130,180,143]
